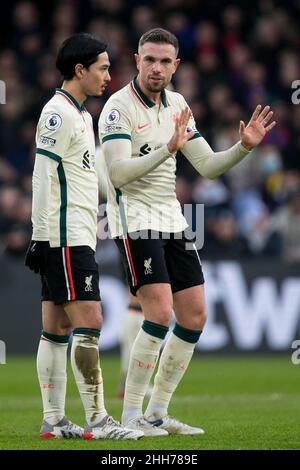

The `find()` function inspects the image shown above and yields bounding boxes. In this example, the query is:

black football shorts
[114,231,204,296]
[42,246,100,305]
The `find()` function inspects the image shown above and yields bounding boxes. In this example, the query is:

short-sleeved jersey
[35,88,98,250]
[98,78,201,237]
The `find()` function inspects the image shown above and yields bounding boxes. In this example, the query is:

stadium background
[1,0,299,354]
[1,0,300,452]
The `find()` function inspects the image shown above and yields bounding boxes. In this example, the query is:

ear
[173,58,180,73]
[74,63,84,79]
[134,53,140,71]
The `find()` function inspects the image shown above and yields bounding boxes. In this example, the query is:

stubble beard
[145,77,168,94]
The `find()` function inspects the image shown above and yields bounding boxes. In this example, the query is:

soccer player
[99,28,276,436]
[25,33,143,441]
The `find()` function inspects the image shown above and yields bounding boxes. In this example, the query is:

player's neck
[136,76,161,104]
[61,81,86,107]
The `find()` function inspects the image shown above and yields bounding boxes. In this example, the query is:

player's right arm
[31,152,57,242]
[32,107,72,240]
[25,106,72,274]
[99,102,191,189]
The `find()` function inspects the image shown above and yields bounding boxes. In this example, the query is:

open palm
[167,107,195,153]
[239,105,276,151]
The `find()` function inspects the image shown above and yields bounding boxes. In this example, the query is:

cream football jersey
[35,88,98,250]
[98,78,201,237]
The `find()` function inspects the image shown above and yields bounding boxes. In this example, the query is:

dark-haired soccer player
[25,33,143,441]
[99,28,276,436]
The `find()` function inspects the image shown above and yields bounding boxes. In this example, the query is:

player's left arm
[182,104,276,179]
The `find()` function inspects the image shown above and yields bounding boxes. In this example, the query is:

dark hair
[138,28,179,55]
[56,33,107,80]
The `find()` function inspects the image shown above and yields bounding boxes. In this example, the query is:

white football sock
[71,328,107,426]
[37,331,69,424]
[121,323,168,425]
[120,306,143,382]
[145,333,196,419]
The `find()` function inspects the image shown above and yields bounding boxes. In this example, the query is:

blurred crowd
[1,0,300,263]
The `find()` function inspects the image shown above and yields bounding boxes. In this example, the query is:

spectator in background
[256,189,300,263]
[204,211,250,259]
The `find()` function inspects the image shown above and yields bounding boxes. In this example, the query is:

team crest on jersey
[105,109,120,124]
[45,114,62,131]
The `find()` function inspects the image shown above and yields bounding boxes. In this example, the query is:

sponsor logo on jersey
[82,150,90,169]
[139,143,151,156]
[39,135,56,146]
[105,109,120,124]
[45,113,62,131]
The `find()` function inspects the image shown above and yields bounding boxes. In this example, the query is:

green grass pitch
[0,355,299,450]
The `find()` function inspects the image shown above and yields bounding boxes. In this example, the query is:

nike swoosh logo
[137,123,149,130]
[145,418,163,427]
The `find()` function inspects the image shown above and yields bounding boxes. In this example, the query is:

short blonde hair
[138,28,179,55]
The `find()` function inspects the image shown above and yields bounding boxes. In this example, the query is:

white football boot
[83,415,144,440]
[146,415,205,435]
[40,417,83,439]
[125,416,168,437]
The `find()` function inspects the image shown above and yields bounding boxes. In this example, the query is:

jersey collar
[130,77,168,109]
[55,88,85,113]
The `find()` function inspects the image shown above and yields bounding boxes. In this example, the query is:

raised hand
[239,105,276,151]
[167,107,195,154]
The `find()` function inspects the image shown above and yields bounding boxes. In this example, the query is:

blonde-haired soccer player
[99,28,276,436]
